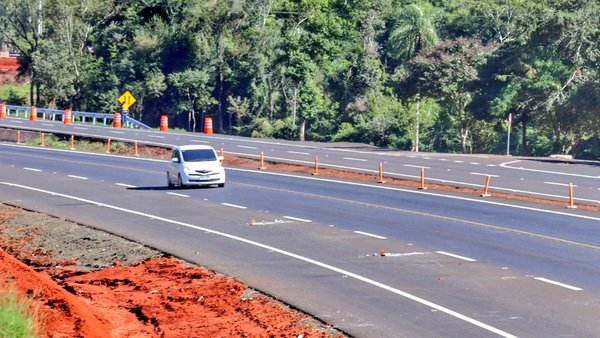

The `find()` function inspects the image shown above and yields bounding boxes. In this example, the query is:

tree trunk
[299,118,306,141]
[521,111,529,156]
[191,108,197,133]
[217,67,224,133]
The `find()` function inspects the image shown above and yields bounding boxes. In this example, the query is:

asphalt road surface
[1,117,599,205]
[1,143,599,337]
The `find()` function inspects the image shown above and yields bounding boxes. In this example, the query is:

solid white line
[343,157,368,162]
[283,216,312,223]
[404,164,430,169]
[221,203,248,209]
[500,160,600,179]
[115,183,136,188]
[148,135,165,139]
[470,172,500,178]
[353,231,387,239]
[544,182,575,187]
[67,175,88,180]
[167,192,189,198]
[287,151,310,155]
[0,182,519,338]
[436,251,477,262]
[190,139,209,143]
[534,277,582,291]
[23,167,42,172]
[237,145,257,149]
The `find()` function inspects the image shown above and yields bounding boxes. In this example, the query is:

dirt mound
[0,205,343,337]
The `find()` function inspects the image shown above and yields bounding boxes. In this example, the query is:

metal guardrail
[5,105,152,129]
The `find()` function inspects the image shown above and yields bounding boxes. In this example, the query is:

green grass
[0,84,30,104]
[0,286,39,338]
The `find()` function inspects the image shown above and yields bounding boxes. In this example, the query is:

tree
[168,68,216,132]
[387,2,439,65]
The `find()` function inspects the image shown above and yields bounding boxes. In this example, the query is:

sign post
[506,113,512,156]
[118,90,137,127]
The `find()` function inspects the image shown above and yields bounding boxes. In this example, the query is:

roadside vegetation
[1,0,599,159]
[0,285,38,338]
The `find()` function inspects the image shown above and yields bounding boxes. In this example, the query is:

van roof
[175,145,215,151]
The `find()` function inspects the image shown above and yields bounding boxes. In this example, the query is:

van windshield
[182,149,217,162]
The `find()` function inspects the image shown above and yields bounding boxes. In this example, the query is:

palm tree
[388,2,439,63]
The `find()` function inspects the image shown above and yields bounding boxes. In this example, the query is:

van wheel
[167,172,174,188]
[177,174,185,189]
[218,183,225,188]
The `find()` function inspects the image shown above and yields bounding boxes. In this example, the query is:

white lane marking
[404,164,430,169]
[423,157,431,160]
[67,175,88,180]
[11,120,23,123]
[167,192,189,198]
[486,164,497,167]
[544,182,576,187]
[190,139,209,143]
[436,251,477,262]
[353,231,387,239]
[343,157,368,162]
[287,151,310,155]
[470,162,480,165]
[221,203,247,209]
[24,167,42,172]
[0,182,519,338]
[534,277,582,291]
[41,123,53,127]
[283,216,312,223]
[454,160,464,163]
[470,172,500,178]
[439,158,448,161]
[408,155,416,158]
[115,183,136,188]
[148,135,166,139]
[237,145,258,149]
[74,127,89,130]
[383,252,425,257]
[229,168,600,226]
[500,160,600,179]
[110,131,125,134]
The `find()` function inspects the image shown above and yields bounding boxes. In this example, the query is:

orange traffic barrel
[113,112,122,128]
[0,102,6,118]
[204,116,213,134]
[160,115,168,131]
[29,106,37,121]
[64,108,72,124]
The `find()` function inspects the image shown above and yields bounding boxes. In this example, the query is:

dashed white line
[404,164,430,169]
[454,160,464,163]
[283,216,312,223]
[24,167,42,172]
[11,120,23,123]
[436,251,477,262]
[534,277,582,291]
[486,164,497,167]
[470,162,480,165]
[544,182,575,187]
[354,231,387,239]
[470,172,500,178]
[167,192,189,198]
[237,145,257,149]
[148,135,166,139]
[439,158,448,161]
[115,183,136,188]
[343,157,368,162]
[287,151,310,155]
[74,127,89,130]
[221,203,248,209]
[190,139,209,143]
[110,131,125,134]
[423,157,431,160]
[41,123,53,127]
[67,175,88,180]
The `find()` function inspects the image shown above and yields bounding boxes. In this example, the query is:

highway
[1,143,599,337]
[1,117,599,205]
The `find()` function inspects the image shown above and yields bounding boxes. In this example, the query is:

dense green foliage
[0,287,38,338]
[1,0,599,158]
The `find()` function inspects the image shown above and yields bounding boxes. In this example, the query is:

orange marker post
[69,135,75,150]
[41,133,45,147]
[258,151,266,170]
[160,115,169,132]
[312,156,319,176]
[418,167,427,190]
[377,162,386,184]
[481,175,492,197]
[134,140,139,156]
[29,106,37,121]
[64,108,72,124]
[16,130,21,144]
[105,139,111,154]
[0,102,6,118]
[567,183,577,209]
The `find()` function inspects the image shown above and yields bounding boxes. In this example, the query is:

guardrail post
[480,175,492,197]
[377,162,386,184]
[567,183,577,209]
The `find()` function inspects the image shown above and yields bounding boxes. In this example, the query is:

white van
[167,145,225,188]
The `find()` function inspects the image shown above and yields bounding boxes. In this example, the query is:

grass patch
[0,285,39,338]
[0,84,29,105]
